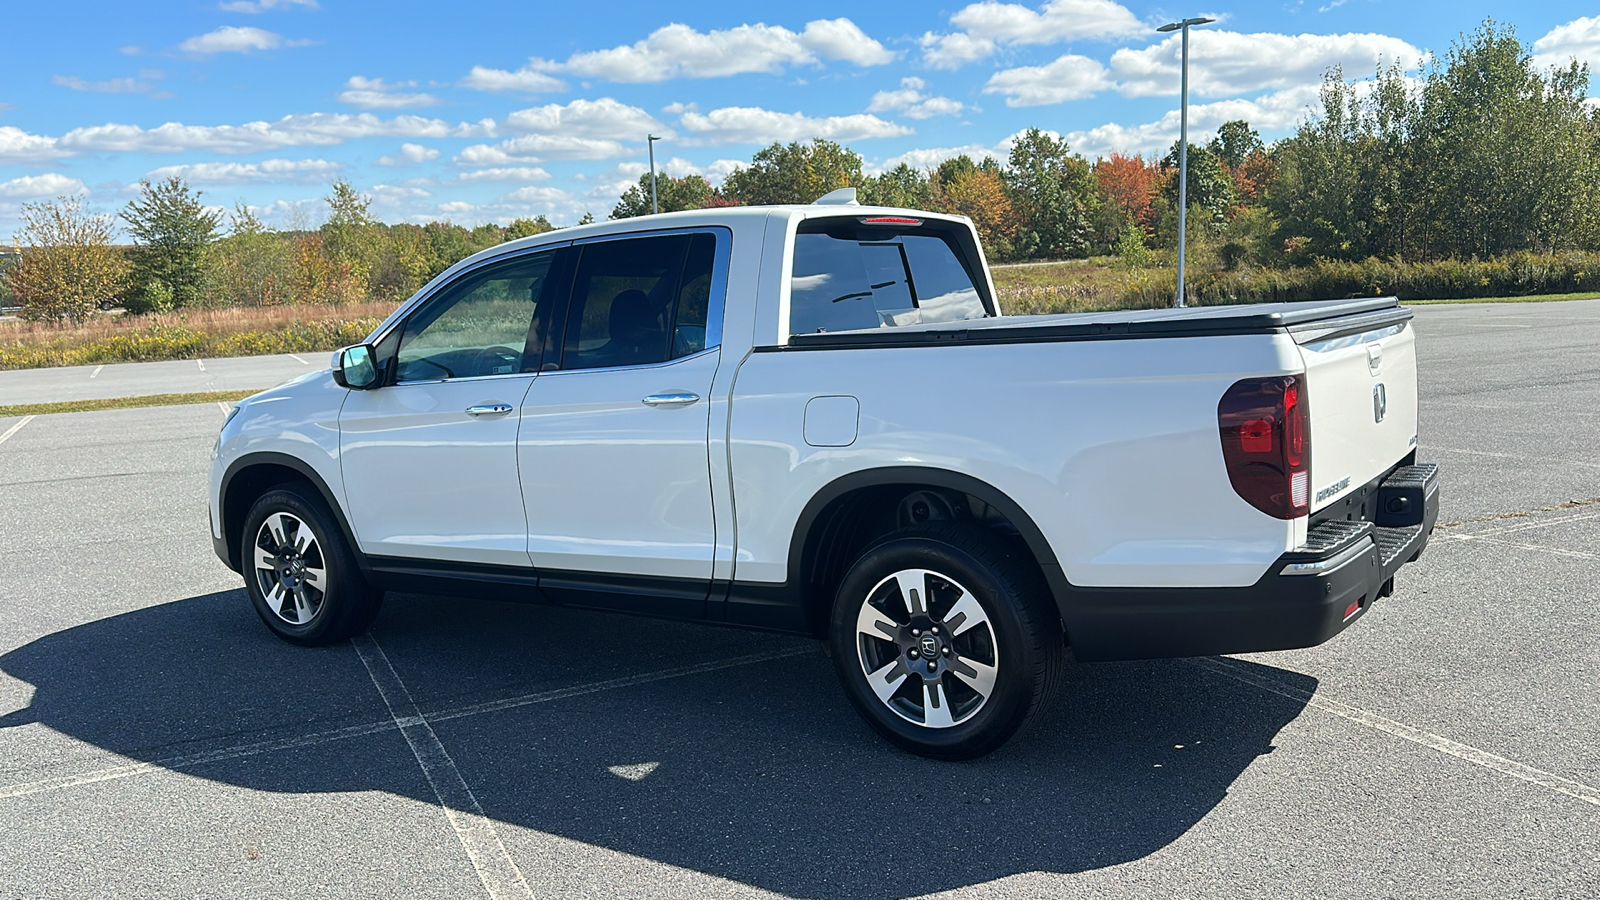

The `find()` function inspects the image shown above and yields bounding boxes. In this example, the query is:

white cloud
[1110,30,1423,98]
[144,158,344,184]
[0,126,63,161]
[866,144,1002,175]
[678,107,912,144]
[434,185,587,226]
[52,72,168,96]
[867,77,966,119]
[49,113,492,155]
[179,26,297,54]
[984,55,1113,106]
[376,143,441,166]
[504,98,664,140]
[459,63,565,94]
[455,135,630,165]
[1063,83,1324,157]
[338,76,439,110]
[922,0,1145,69]
[0,173,89,200]
[524,18,892,83]
[453,166,553,183]
[219,0,318,11]
[798,19,896,66]
[1532,16,1600,71]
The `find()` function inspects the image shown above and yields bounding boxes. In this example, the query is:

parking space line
[1447,533,1600,561]
[90,365,103,379]
[196,359,206,372]
[0,415,36,447]
[352,633,532,900]
[1191,657,1600,808]
[0,644,814,803]
[288,354,309,365]
[1425,445,1600,470]
[217,401,231,415]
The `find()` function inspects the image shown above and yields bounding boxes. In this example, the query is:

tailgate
[1295,306,1418,512]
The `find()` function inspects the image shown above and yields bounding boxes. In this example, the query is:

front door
[340,247,562,567]
[517,230,725,616]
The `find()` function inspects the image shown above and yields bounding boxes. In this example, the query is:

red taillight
[1218,374,1310,519]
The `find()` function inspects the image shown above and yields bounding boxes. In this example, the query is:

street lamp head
[1184,16,1216,26]
[1157,17,1215,32]
[1156,21,1181,32]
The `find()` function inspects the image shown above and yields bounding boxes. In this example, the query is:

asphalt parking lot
[1,300,1597,899]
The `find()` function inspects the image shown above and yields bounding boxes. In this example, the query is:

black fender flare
[785,466,1073,625]
[218,452,366,576]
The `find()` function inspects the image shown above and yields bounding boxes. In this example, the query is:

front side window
[395,250,556,383]
[789,228,990,336]
[559,232,717,371]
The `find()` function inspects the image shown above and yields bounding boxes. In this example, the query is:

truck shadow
[0,590,1314,899]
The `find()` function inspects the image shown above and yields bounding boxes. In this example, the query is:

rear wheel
[242,486,382,646]
[828,523,1064,760]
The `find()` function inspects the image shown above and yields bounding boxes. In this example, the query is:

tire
[827,522,1064,760]
[241,485,383,646]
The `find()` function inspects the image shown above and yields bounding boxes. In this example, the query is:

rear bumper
[1063,463,1440,662]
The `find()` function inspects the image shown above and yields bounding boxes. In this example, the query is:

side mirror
[331,344,380,390]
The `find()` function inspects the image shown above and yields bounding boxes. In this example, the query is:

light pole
[1156,16,1213,308]
[647,134,661,215]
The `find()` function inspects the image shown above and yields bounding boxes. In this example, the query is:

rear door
[1296,310,1419,512]
[517,229,727,617]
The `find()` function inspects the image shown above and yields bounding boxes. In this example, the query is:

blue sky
[1,0,1596,234]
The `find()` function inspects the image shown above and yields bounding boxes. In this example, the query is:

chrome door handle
[464,403,514,417]
[641,391,700,408]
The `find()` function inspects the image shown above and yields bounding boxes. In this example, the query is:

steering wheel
[472,345,522,376]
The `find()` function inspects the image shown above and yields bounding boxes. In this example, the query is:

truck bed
[784,297,1409,349]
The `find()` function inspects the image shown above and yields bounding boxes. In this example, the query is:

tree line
[4,20,1595,324]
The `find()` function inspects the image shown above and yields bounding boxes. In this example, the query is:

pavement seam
[0,646,812,802]
[351,632,534,900]
[1190,657,1600,808]
[1424,445,1600,471]
[0,415,35,447]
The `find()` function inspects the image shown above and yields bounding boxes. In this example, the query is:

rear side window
[559,232,717,371]
[790,229,989,335]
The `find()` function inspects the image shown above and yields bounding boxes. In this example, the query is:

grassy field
[0,302,397,371]
[0,390,258,417]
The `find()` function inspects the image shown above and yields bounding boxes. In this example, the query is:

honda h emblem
[1374,383,1387,423]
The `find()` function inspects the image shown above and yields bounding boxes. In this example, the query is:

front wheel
[828,523,1064,760]
[242,486,383,646]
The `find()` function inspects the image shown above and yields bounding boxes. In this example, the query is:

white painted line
[0,644,814,801]
[0,719,396,800]
[288,353,309,365]
[1481,511,1600,537]
[430,646,813,723]
[1447,533,1600,561]
[1426,445,1600,471]
[90,365,103,379]
[1191,657,1600,808]
[351,633,534,900]
[217,401,232,415]
[0,415,36,447]
[196,359,206,372]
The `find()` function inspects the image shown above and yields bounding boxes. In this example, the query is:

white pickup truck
[210,194,1440,759]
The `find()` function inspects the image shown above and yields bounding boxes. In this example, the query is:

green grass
[0,389,257,418]
[1405,291,1600,305]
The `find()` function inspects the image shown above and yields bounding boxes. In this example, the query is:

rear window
[789,227,989,335]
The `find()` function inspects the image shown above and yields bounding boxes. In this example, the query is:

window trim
[548,225,731,373]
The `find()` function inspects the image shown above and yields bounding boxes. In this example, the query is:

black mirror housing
[332,344,380,389]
